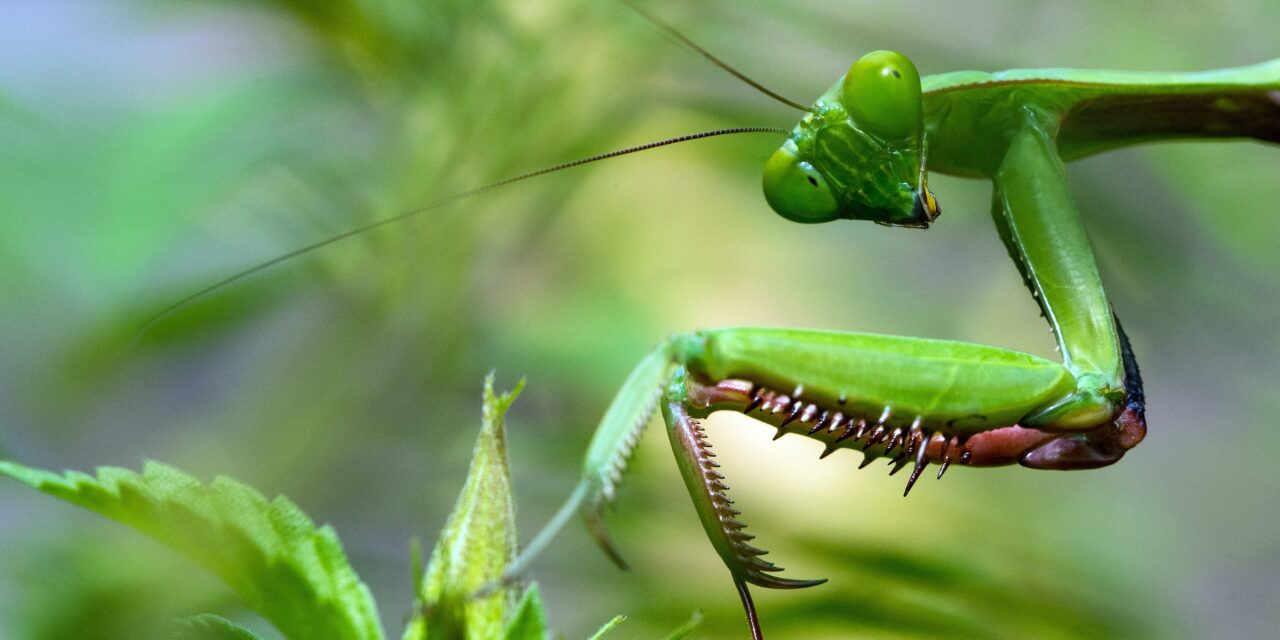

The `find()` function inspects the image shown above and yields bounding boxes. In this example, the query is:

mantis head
[763,50,940,227]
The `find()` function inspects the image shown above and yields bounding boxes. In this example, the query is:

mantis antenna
[620,0,814,113]
[133,126,786,342]
[136,2,809,340]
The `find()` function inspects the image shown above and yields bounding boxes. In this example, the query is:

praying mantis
[141,3,1280,638]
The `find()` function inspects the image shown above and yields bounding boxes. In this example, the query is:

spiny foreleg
[659,325,1145,637]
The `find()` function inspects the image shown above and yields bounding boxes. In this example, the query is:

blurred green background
[1,0,1277,637]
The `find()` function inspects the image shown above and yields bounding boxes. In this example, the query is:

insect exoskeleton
[668,327,1147,493]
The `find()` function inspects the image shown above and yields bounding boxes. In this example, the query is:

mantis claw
[734,578,765,640]
[582,499,630,571]
[747,574,829,590]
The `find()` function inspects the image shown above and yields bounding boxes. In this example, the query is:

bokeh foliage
[1,0,1277,637]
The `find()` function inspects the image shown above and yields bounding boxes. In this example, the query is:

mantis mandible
[147,4,1280,638]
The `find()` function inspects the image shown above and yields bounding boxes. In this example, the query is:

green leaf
[404,374,526,640]
[173,614,267,640]
[409,536,426,598]
[0,460,383,640]
[585,615,626,640]
[499,584,548,640]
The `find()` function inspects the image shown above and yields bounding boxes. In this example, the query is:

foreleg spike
[903,443,930,497]
[937,458,952,479]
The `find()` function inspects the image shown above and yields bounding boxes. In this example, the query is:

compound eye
[762,147,839,224]
[841,50,922,141]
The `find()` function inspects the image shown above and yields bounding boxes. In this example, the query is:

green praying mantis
[144,3,1280,638]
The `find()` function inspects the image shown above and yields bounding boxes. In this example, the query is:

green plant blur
[1,374,683,639]
[1,0,1277,638]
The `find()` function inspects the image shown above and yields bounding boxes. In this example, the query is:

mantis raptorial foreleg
[569,315,1146,635]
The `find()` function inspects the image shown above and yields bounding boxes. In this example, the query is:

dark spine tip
[868,427,887,446]
[903,445,930,496]
[814,410,831,432]
[834,421,859,443]
[903,465,925,496]
[781,403,803,427]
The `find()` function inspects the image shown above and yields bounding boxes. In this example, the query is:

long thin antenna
[135,126,786,342]
[621,0,814,113]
